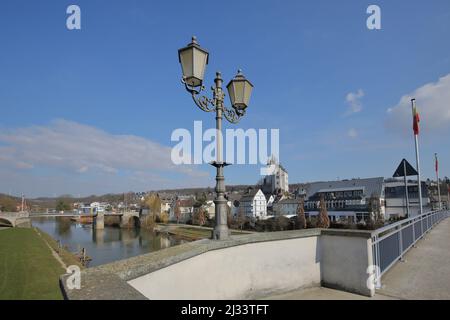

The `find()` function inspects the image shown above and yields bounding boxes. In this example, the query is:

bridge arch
[0,217,13,227]
[128,216,140,228]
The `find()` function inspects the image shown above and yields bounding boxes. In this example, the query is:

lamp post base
[211,161,231,241]
[212,225,230,240]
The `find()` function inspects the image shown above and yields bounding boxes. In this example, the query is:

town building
[260,156,289,194]
[79,202,108,214]
[302,177,385,223]
[273,198,302,217]
[235,189,267,219]
[384,179,430,218]
[169,197,194,223]
[226,193,242,217]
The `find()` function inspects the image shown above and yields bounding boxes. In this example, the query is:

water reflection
[31,217,185,267]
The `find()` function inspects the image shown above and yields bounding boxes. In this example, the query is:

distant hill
[150,184,257,196]
[0,193,21,212]
[5,182,312,211]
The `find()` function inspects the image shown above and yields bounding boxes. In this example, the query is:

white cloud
[347,128,358,139]
[386,73,450,134]
[345,89,365,115]
[0,119,209,196]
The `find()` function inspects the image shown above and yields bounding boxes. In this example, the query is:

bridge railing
[371,209,450,286]
[0,211,29,218]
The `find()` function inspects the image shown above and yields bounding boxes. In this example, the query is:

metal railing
[371,210,450,286]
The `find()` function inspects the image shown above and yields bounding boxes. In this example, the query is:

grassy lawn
[0,228,65,300]
[37,229,83,269]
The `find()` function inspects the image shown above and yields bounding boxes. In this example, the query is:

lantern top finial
[231,69,251,84]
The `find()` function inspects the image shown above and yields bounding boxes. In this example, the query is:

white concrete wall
[320,234,374,296]
[128,237,321,300]
[126,230,376,299]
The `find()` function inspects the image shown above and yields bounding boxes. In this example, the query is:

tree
[174,200,182,224]
[143,193,161,222]
[367,194,384,228]
[193,207,207,226]
[297,198,307,229]
[316,195,330,228]
[56,199,71,212]
[158,211,169,224]
[274,216,290,231]
[194,192,207,207]
[199,208,207,226]
[235,206,247,230]
[141,215,155,230]
[0,196,18,212]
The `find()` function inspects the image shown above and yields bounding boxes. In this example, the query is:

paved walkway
[263,287,395,300]
[264,217,450,300]
[377,217,450,300]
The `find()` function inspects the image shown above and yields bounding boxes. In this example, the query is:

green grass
[0,228,65,300]
[37,228,83,269]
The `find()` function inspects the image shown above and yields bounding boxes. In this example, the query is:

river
[31,217,185,267]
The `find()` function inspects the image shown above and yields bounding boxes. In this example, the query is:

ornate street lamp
[178,36,253,240]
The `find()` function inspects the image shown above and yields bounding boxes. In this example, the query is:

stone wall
[61,228,377,299]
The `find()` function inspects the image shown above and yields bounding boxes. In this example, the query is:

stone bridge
[28,211,141,230]
[0,212,31,227]
[61,210,450,300]
[93,211,141,230]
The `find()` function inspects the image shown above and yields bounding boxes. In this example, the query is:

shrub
[296,199,307,229]
[141,215,155,230]
[316,196,330,228]
[157,212,169,224]
[307,217,317,229]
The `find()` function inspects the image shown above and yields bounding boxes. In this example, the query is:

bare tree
[235,206,247,230]
[144,193,161,222]
[175,200,182,224]
[198,207,206,226]
[316,195,330,228]
[297,198,307,229]
[368,194,384,226]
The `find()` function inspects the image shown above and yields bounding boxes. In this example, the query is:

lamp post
[178,36,253,240]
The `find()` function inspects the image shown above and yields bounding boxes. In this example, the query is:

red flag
[412,106,420,135]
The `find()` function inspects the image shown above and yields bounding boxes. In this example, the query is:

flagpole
[411,98,423,216]
[403,160,410,217]
[435,153,442,210]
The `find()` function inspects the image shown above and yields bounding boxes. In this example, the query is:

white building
[79,202,107,214]
[204,200,215,218]
[261,156,289,194]
[384,179,430,218]
[237,189,267,219]
[302,177,385,223]
[169,198,194,223]
[160,199,172,214]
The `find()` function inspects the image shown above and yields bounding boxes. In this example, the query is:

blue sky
[1,0,450,197]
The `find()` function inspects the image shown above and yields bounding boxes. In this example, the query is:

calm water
[31,217,185,267]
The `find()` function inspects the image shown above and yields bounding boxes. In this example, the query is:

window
[344,191,353,198]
